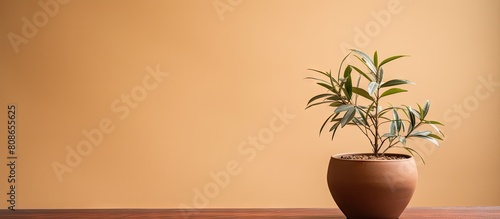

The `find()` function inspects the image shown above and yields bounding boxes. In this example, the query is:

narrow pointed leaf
[334,104,353,113]
[353,117,366,126]
[424,120,444,125]
[392,108,401,133]
[403,147,426,164]
[319,113,335,136]
[417,103,424,119]
[329,102,343,107]
[382,133,396,138]
[380,79,415,88]
[305,101,334,109]
[416,136,439,146]
[344,66,353,100]
[428,123,445,137]
[374,51,378,68]
[326,95,343,101]
[330,113,341,122]
[379,55,407,68]
[351,49,377,73]
[399,136,406,146]
[368,82,379,96]
[341,107,356,127]
[380,88,407,98]
[330,121,341,140]
[423,100,430,118]
[355,108,369,126]
[377,68,384,84]
[304,77,329,84]
[307,68,330,78]
[407,106,419,133]
[317,83,337,93]
[351,65,374,82]
[428,133,443,141]
[307,93,331,106]
[408,106,421,120]
[410,130,431,136]
[352,87,374,101]
[390,121,397,135]
[409,108,416,127]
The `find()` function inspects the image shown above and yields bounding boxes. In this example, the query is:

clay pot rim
[332,152,414,162]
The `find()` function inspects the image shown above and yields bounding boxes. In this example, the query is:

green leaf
[417,103,424,119]
[343,65,352,78]
[352,87,374,101]
[402,147,426,164]
[351,49,377,74]
[331,114,341,122]
[326,95,343,101]
[382,133,396,138]
[380,88,407,98]
[380,79,415,88]
[305,101,334,109]
[377,68,384,84]
[329,102,343,107]
[374,51,378,69]
[355,108,369,126]
[423,100,430,119]
[410,130,431,136]
[304,77,329,84]
[428,123,445,137]
[424,120,444,125]
[351,65,374,82]
[317,82,336,92]
[428,133,443,141]
[405,106,416,134]
[307,68,330,78]
[368,82,379,96]
[307,93,331,106]
[363,103,374,124]
[393,108,401,133]
[400,119,406,133]
[408,108,416,131]
[408,106,421,120]
[334,104,354,113]
[319,113,335,136]
[330,121,341,140]
[341,107,356,127]
[378,107,392,117]
[378,55,407,68]
[353,117,366,126]
[390,120,397,135]
[413,135,439,146]
[399,136,406,146]
[344,66,353,100]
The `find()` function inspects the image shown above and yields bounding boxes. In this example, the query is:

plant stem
[373,90,380,156]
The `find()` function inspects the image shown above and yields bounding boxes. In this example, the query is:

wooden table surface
[0,207,498,218]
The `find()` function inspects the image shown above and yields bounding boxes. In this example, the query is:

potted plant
[306,49,444,219]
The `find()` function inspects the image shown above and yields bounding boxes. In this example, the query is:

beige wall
[0,0,499,209]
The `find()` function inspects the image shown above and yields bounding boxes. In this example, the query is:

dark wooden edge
[0,207,498,219]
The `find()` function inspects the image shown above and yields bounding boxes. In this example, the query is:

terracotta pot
[327,153,418,219]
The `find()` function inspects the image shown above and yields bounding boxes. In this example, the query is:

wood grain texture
[0,207,498,218]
